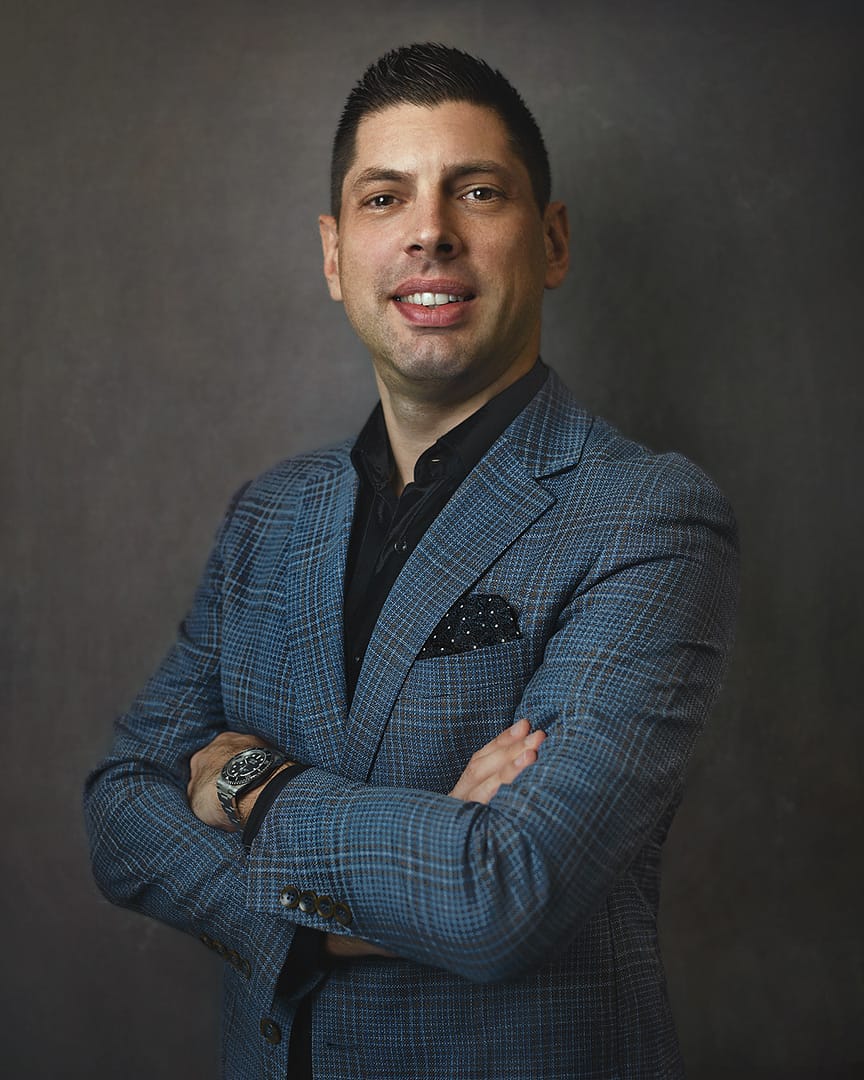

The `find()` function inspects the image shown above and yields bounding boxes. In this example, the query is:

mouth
[390,280,476,327]
[393,291,474,307]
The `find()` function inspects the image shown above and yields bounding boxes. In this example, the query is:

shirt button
[394,538,408,553]
[260,1017,282,1045]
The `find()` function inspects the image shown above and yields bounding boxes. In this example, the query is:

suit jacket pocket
[417,593,521,659]
[370,639,530,791]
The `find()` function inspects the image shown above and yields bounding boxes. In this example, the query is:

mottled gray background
[2,1,862,1077]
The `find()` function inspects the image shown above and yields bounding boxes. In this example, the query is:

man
[85,43,738,1079]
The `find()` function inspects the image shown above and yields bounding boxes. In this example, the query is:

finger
[449,726,546,801]
[471,750,537,803]
[463,741,543,803]
[471,718,530,762]
[467,730,545,786]
[482,728,545,771]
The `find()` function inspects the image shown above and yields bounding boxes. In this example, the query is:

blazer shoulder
[217,439,355,551]
[588,413,727,487]
[247,439,354,496]
[532,371,735,523]
[574,415,738,548]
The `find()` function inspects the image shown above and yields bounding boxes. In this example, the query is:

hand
[187,731,289,831]
[448,718,546,804]
[324,935,396,960]
[323,719,545,959]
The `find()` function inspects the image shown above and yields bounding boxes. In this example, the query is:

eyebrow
[349,160,516,192]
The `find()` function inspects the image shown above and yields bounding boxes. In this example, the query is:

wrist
[235,761,293,827]
[215,746,290,828]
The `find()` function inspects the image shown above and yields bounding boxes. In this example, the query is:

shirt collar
[351,359,549,492]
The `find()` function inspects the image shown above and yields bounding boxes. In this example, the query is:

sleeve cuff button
[279,885,301,909]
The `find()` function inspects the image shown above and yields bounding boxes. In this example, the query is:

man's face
[319,101,568,405]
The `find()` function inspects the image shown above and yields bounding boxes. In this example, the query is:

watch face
[222,748,273,785]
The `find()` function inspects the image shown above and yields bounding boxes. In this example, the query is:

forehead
[349,101,520,176]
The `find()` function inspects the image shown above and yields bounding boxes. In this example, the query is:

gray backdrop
[3,1,861,1077]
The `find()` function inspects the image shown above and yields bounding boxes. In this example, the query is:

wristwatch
[216,747,288,828]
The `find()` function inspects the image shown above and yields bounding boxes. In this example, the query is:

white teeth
[397,292,466,306]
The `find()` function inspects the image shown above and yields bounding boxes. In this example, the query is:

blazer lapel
[337,371,595,781]
[283,451,357,765]
[337,444,552,782]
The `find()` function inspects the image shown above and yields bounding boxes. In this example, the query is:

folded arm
[243,471,738,982]
[85,458,738,988]
[186,720,547,960]
[83,493,297,991]
[84,473,547,985]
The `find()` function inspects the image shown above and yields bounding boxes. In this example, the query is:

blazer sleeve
[83,489,300,995]
[244,455,739,983]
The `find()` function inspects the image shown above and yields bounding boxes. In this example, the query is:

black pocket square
[418,594,521,658]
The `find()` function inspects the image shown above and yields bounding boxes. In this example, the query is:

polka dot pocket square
[418,594,522,659]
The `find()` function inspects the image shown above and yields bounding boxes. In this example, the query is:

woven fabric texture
[85,370,738,1079]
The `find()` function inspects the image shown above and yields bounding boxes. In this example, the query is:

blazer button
[199,933,214,950]
[279,885,300,909]
[225,949,241,971]
[333,901,353,927]
[259,1017,281,1045]
[298,890,317,914]
[315,894,334,919]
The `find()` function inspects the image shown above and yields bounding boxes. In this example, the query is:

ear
[542,201,569,290]
[318,214,342,301]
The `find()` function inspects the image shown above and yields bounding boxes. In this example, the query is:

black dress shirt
[245,360,548,1078]
[343,358,548,706]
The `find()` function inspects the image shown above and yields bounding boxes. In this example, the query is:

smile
[394,292,471,307]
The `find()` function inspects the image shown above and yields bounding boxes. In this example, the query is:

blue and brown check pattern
[85,370,738,1079]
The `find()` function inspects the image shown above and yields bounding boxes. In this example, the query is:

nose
[404,192,462,260]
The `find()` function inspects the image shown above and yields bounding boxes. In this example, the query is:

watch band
[217,785,246,828]
[216,747,288,828]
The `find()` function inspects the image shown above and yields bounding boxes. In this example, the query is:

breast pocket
[372,638,531,791]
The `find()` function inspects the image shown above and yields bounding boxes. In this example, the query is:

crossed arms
[85,452,738,986]
[186,719,547,959]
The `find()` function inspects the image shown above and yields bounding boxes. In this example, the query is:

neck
[375,359,536,495]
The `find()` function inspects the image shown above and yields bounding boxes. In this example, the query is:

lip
[393,298,472,327]
[391,278,476,299]
[390,278,476,328]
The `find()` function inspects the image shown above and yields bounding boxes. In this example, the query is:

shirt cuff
[242,762,309,850]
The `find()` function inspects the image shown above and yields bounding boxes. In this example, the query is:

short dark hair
[330,43,551,218]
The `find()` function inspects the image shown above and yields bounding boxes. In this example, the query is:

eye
[365,193,398,209]
[462,186,500,203]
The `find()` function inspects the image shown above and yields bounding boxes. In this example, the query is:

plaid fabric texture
[85,371,738,1079]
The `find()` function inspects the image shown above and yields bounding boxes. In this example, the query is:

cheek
[483,228,545,285]
[340,237,391,300]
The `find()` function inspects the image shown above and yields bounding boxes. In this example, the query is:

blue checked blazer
[85,370,738,1079]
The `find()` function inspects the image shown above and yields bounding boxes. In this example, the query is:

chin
[387,353,485,393]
